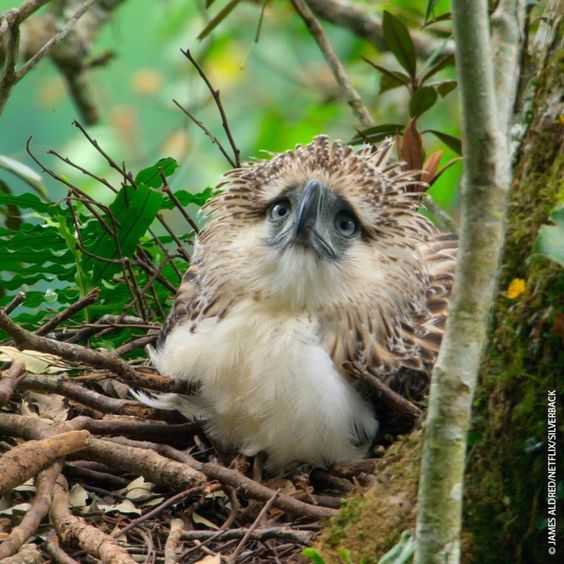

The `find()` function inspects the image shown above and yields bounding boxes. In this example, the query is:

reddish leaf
[400,120,425,176]
[421,150,443,185]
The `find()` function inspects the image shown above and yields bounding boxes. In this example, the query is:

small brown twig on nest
[164,517,185,564]
[228,489,280,562]
[181,527,313,545]
[3,292,26,315]
[0,462,62,559]
[0,431,90,496]
[0,359,26,406]
[0,309,186,393]
[50,475,136,564]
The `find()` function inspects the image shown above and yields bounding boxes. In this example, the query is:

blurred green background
[0,0,460,207]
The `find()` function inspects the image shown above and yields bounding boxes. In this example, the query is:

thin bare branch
[291,0,374,129]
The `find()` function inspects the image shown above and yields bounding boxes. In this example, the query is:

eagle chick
[139,136,457,469]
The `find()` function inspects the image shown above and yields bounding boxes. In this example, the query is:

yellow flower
[505,278,526,299]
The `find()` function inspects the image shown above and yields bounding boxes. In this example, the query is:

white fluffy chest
[150,301,378,468]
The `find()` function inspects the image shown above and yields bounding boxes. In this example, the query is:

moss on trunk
[463,34,563,564]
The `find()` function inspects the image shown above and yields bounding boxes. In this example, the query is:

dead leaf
[195,555,221,564]
[124,476,154,500]
[0,347,67,374]
[98,499,142,515]
[69,484,89,509]
[400,119,425,174]
[421,150,443,185]
[193,512,220,530]
[23,391,68,422]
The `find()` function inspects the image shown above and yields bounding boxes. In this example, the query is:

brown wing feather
[321,231,457,400]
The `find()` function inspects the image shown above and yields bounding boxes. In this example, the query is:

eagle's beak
[294,180,337,259]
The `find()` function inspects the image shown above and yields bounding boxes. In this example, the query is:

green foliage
[303,548,327,564]
[534,206,564,266]
[0,157,214,347]
[382,11,417,78]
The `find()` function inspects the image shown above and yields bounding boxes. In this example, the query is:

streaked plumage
[138,136,457,468]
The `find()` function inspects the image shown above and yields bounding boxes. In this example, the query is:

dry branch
[0,359,26,406]
[291,0,374,129]
[0,543,42,564]
[0,309,187,393]
[0,463,62,559]
[50,476,136,564]
[0,431,89,497]
[36,289,99,336]
[181,527,313,545]
[164,518,185,564]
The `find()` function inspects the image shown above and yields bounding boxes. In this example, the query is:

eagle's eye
[269,199,291,221]
[335,211,359,238]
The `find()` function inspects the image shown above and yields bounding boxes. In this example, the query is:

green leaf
[350,124,404,145]
[419,53,455,84]
[85,184,165,281]
[424,129,463,155]
[430,80,457,97]
[302,548,326,564]
[0,192,56,216]
[409,86,438,118]
[363,57,411,94]
[135,157,178,189]
[383,11,417,78]
[162,187,217,209]
[534,207,564,266]
[424,0,440,24]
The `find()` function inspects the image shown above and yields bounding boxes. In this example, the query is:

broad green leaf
[419,53,455,84]
[424,0,440,24]
[424,129,463,154]
[163,187,216,209]
[135,157,178,189]
[0,192,56,216]
[383,11,417,78]
[430,80,458,97]
[409,86,438,118]
[363,57,411,93]
[85,184,165,281]
[350,124,404,145]
[534,207,564,266]
[302,548,326,564]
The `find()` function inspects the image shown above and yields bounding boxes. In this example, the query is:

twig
[180,527,313,545]
[164,518,185,564]
[0,309,184,393]
[112,486,206,540]
[0,462,62,559]
[291,0,374,129]
[0,359,26,406]
[3,292,26,315]
[422,194,457,233]
[44,531,80,564]
[15,0,97,82]
[414,0,512,561]
[0,430,89,496]
[0,543,42,563]
[16,373,178,421]
[173,98,236,168]
[115,334,158,356]
[180,48,241,167]
[50,475,136,564]
[228,490,279,563]
[36,289,99,336]
[106,437,336,520]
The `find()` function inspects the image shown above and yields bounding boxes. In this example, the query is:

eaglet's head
[196,135,434,311]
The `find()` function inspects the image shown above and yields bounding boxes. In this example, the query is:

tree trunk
[315,8,562,564]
